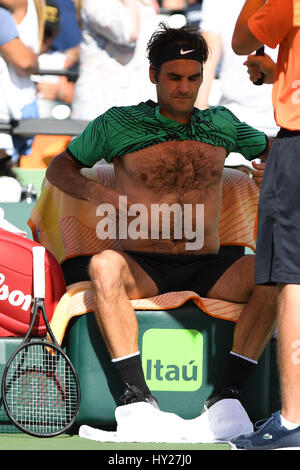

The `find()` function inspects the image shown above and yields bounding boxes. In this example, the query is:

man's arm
[0,0,27,23]
[231,0,266,55]
[195,30,222,109]
[0,37,38,75]
[46,151,124,210]
[0,0,23,11]
[0,5,38,75]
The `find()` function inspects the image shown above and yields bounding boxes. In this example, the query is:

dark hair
[146,22,209,76]
[0,154,16,178]
[44,0,60,40]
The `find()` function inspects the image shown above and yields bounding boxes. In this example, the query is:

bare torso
[112,140,227,254]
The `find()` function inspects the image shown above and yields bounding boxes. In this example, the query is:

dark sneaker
[230,411,300,450]
[120,384,159,409]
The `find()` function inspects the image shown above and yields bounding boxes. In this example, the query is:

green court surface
[0,433,230,451]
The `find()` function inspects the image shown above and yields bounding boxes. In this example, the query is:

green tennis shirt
[68,100,268,166]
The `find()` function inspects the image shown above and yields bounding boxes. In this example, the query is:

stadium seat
[67,307,272,426]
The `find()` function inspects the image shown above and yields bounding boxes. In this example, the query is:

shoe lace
[120,384,160,409]
[254,412,277,431]
[203,387,241,412]
[120,384,146,404]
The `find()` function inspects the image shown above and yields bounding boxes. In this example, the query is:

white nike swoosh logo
[180,48,196,55]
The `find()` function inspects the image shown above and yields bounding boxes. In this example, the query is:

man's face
[150,59,203,123]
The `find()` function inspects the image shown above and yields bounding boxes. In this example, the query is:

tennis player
[46,22,277,443]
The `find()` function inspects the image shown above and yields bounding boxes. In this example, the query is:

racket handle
[32,246,46,299]
[253,46,265,86]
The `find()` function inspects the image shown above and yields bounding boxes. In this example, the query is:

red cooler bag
[0,229,66,337]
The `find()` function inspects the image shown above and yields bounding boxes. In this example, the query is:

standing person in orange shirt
[231,0,300,450]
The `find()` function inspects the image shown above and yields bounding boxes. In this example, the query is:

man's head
[147,22,209,80]
[147,22,209,122]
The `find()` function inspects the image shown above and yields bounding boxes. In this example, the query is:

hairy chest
[115,141,227,194]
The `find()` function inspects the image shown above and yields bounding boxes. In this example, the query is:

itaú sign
[142,328,203,392]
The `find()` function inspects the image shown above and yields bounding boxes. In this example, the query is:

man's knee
[89,250,125,288]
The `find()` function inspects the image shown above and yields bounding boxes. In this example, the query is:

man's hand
[243,53,276,84]
[36,81,60,100]
[251,160,265,188]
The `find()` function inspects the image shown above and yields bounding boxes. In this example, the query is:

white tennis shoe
[184,398,254,443]
[79,390,253,443]
[79,402,191,443]
[115,401,191,443]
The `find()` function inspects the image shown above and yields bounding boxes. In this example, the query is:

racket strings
[4,342,79,435]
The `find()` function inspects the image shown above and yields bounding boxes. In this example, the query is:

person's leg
[207,254,277,360]
[204,254,276,404]
[84,249,189,443]
[88,249,159,402]
[229,138,300,449]
[187,254,277,442]
[278,283,300,425]
[89,249,159,358]
[229,283,300,449]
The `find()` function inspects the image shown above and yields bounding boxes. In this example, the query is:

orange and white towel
[48,282,245,346]
[29,165,259,344]
[29,165,258,264]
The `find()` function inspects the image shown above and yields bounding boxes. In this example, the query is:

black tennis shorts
[255,129,300,285]
[125,250,242,297]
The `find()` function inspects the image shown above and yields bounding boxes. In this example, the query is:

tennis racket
[253,46,265,86]
[1,246,81,437]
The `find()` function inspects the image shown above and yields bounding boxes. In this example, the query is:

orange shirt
[249,0,300,131]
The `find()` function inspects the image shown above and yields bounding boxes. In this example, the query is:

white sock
[229,351,258,364]
[111,351,140,362]
[280,414,300,430]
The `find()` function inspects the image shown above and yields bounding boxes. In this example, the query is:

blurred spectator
[160,0,184,11]
[0,5,37,126]
[0,6,38,75]
[195,0,279,138]
[71,0,162,120]
[184,0,203,27]
[33,0,77,118]
[50,0,82,61]
[46,0,82,95]
[0,134,22,202]
[0,55,22,124]
[0,0,45,165]
[39,0,61,54]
